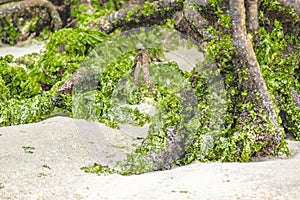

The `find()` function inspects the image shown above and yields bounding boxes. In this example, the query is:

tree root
[88,0,183,33]
[278,0,300,15]
[134,47,156,94]
[0,0,62,31]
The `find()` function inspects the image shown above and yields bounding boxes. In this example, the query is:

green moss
[0,93,53,126]
[256,20,300,140]
[20,17,39,34]
[142,1,157,16]
[125,1,164,23]
[198,3,291,161]
[81,163,118,175]
[71,2,114,28]
[1,0,298,176]
[33,28,108,86]
[0,56,42,100]
[0,17,19,45]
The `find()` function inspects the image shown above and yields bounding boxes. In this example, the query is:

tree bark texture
[88,0,183,33]
[246,0,259,32]
[230,0,282,144]
[278,0,300,15]
[0,0,62,30]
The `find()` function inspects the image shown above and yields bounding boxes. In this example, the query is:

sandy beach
[0,116,300,199]
[0,42,45,58]
[1,42,300,199]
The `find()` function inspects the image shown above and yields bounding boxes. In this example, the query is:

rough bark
[56,68,95,96]
[0,0,19,4]
[246,0,259,32]
[134,47,156,94]
[88,0,183,33]
[278,0,300,15]
[0,0,62,30]
[230,0,282,144]
[291,89,300,109]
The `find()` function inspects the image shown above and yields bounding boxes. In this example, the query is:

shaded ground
[0,116,299,199]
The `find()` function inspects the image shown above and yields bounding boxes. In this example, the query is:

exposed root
[0,0,62,30]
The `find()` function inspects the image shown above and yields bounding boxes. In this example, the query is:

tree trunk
[230,0,282,155]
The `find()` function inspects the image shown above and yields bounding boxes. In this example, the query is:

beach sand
[0,116,299,199]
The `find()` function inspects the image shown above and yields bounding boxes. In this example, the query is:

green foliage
[261,0,299,19]
[71,1,114,28]
[1,0,298,176]
[44,28,107,57]
[260,0,299,25]
[208,0,223,11]
[22,146,35,154]
[0,56,42,100]
[125,1,161,22]
[93,51,145,127]
[81,163,118,175]
[105,0,127,11]
[207,0,231,29]
[116,153,154,175]
[0,17,19,45]
[142,1,158,16]
[136,88,183,154]
[0,93,53,126]
[34,28,108,86]
[0,27,108,127]
[20,17,39,34]
[256,20,300,140]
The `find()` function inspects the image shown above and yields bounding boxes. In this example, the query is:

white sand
[0,42,45,58]
[0,116,299,199]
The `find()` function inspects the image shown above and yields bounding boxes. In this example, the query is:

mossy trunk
[230,0,282,157]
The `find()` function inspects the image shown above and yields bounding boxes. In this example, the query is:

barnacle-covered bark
[173,0,209,48]
[183,0,209,37]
